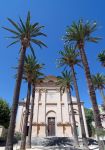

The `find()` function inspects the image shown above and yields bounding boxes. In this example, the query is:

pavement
[0,145,99,150]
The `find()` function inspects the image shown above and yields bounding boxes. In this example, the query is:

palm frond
[5,35,20,39]
[26,11,31,29]
[64,19,100,45]
[32,22,39,28]
[19,17,26,32]
[31,39,47,48]
[7,18,22,33]
[92,73,105,90]
[23,54,44,83]
[57,70,73,92]
[7,40,20,48]
[58,44,81,68]
[98,50,105,67]
[3,27,20,36]
[86,37,101,43]
[3,11,47,51]
[31,32,47,37]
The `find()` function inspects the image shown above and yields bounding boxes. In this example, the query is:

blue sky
[0,0,105,108]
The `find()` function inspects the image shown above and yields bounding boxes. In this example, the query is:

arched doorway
[48,117,55,136]
[46,111,56,136]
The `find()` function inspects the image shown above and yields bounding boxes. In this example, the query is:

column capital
[35,88,47,93]
[40,88,47,93]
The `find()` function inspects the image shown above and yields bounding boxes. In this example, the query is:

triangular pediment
[44,75,57,83]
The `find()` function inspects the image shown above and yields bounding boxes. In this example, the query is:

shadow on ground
[31,137,74,147]
[43,137,73,146]
[0,137,18,146]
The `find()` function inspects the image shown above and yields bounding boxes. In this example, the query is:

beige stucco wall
[15,86,89,138]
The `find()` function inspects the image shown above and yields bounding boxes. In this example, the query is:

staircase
[30,137,81,150]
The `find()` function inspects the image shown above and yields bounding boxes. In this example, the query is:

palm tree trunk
[5,46,26,150]
[71,66,89,149]
[20,82,31,150]
[68,88,79,147]
[26,84,35,148]
[79,46,104,150]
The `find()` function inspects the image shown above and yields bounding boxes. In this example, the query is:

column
[60,91,63,122]
[57,89,62,122]
[64,91,69,122]
[56,89,62,136]
[32,89,40,137]
[66,92,71,137]
[81,103,89,137]
[39,89,46,137]
[33,89,40,123]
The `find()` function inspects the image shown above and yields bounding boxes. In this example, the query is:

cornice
[32,122,46,126]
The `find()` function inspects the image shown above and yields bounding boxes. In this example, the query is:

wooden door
[48,117,55,136]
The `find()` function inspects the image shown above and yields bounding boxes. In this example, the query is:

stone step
[30,137,74,146]
[27,147,82,150]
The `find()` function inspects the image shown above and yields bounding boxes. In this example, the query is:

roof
[36,75,58,87]
[44,75,57,82]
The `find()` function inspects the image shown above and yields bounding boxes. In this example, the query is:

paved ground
[0,145,99,150]
[0,137,101,149]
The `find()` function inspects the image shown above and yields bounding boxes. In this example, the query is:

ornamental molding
[33,122,46,126]
[57,122,71,126]
[35,88,47,93]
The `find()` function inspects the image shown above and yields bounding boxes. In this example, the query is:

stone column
[57,89,62,122]
[60,91,63,122]
[45,90,47,136]
[65,92,70,137]
[39,89,46,137]
[32,89,41,137]
[64,91,69,122]
[16,105,24,132]
[56,89,62,136]
[81,103,89,137]
[33,89,40,123]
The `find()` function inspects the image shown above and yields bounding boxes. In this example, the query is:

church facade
[15,75,89,138]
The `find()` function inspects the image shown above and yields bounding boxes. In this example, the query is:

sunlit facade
[15,76,89,138]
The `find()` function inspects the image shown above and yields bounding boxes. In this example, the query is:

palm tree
[64,20,104,149]
[57,71,79,147]
[3,12,47,150]
[20,55,44,150]
[27,82,35,148]
[58,45,88,149]
[26,57,44,149]
[21,80,31,150]
[98,50,105,67]
[92,73,105,108]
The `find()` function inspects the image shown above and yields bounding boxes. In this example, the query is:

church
[15,75,89,138]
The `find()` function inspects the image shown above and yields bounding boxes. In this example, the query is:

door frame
[46,111,56,137]
[47,117,55,136]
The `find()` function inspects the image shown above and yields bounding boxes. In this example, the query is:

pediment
[43,75,57,83]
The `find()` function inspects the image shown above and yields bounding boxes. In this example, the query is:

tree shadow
[0,137,18,146]
[42,137,73,146]
[88,138,98,146]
